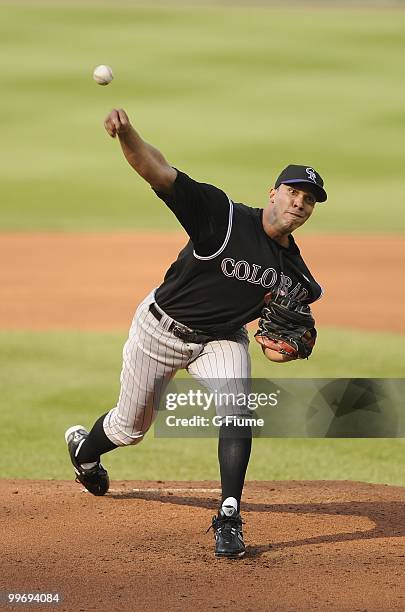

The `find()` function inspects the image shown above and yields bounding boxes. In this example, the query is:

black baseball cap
[275,164,327,203]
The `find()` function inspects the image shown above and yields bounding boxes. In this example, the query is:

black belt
[149,302,216,344]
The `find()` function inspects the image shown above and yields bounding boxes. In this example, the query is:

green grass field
[1,328,405,483]
[1,2,405,231]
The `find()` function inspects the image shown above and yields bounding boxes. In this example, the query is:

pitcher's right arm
[104,108,177,194]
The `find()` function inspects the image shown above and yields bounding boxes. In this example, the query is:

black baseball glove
[255,289,317,360]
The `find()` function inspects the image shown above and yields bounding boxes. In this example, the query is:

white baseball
[93,65,114,86]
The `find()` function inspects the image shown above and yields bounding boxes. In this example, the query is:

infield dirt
[1,232,404,332]
[2,479,405,611]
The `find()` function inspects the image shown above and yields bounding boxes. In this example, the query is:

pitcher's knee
[103,409,151,447]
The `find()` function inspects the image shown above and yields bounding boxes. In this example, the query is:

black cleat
[64,425,109,496]
[208,507,246,559]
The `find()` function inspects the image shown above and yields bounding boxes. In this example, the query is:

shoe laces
[206,513,244,534]
[77,462,104,478]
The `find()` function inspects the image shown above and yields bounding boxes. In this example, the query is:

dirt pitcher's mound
[1,480,405,611]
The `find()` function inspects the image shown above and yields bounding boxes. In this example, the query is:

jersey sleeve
[153,170,230,255]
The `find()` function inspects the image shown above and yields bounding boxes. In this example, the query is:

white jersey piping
[193,197,234,261]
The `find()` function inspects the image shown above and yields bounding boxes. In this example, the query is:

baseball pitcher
[65,108,327,559]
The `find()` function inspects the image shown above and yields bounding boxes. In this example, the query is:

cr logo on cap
[306,167,317,182]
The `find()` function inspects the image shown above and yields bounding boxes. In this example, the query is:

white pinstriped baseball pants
[103,290,251,446]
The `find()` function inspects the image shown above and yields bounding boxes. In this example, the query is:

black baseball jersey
[154,170,322,336]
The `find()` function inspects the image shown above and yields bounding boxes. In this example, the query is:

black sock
[218,421,252,513]
[76,413,118,464]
